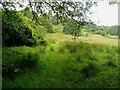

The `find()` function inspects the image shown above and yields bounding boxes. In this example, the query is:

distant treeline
[83,24,118,36]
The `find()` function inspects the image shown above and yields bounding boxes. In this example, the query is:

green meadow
[2,33,118,88]
[1,1,119,88]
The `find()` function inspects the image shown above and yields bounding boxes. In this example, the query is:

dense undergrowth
[2,41,118,88]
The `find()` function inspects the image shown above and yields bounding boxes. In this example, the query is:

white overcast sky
[90,1,118,26]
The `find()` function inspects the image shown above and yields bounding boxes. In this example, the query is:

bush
[81,62,99,79]
[16,52,40,69]
[96,30,107,36]
[2,63,19,80]
[2,52,40,80]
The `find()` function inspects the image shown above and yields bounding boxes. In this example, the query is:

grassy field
[2,32,118,88]
[46,32,118,47]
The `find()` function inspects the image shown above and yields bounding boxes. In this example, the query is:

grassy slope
[2,32,118,88]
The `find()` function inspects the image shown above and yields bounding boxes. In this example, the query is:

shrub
[81,62,99,79]
[2,63,19,80]
[16,52,40,69]
[2,52,40,80]
[96,30,107,36]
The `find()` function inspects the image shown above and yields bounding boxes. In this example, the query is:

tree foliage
[83,24,97,32]
[2,10,46,46]
[38,16,54,33]
[0,0,97,25]
[83,24,118,36]
[63,19,82,37]
[97,25,118,36]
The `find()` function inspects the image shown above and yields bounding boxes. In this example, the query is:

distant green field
[46,32,118,47]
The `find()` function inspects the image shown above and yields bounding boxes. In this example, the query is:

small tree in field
[63,19,82,40]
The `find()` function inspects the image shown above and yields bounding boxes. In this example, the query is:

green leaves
[2,10,46,46]
[63,19,81,37]
[38,16,54,33]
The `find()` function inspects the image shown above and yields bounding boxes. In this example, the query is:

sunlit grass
[46,32,118,47]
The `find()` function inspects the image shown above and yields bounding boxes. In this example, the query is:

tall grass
[2,41,118,88]
[2,46,44,81]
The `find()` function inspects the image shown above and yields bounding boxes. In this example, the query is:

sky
[90,1,118,26]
